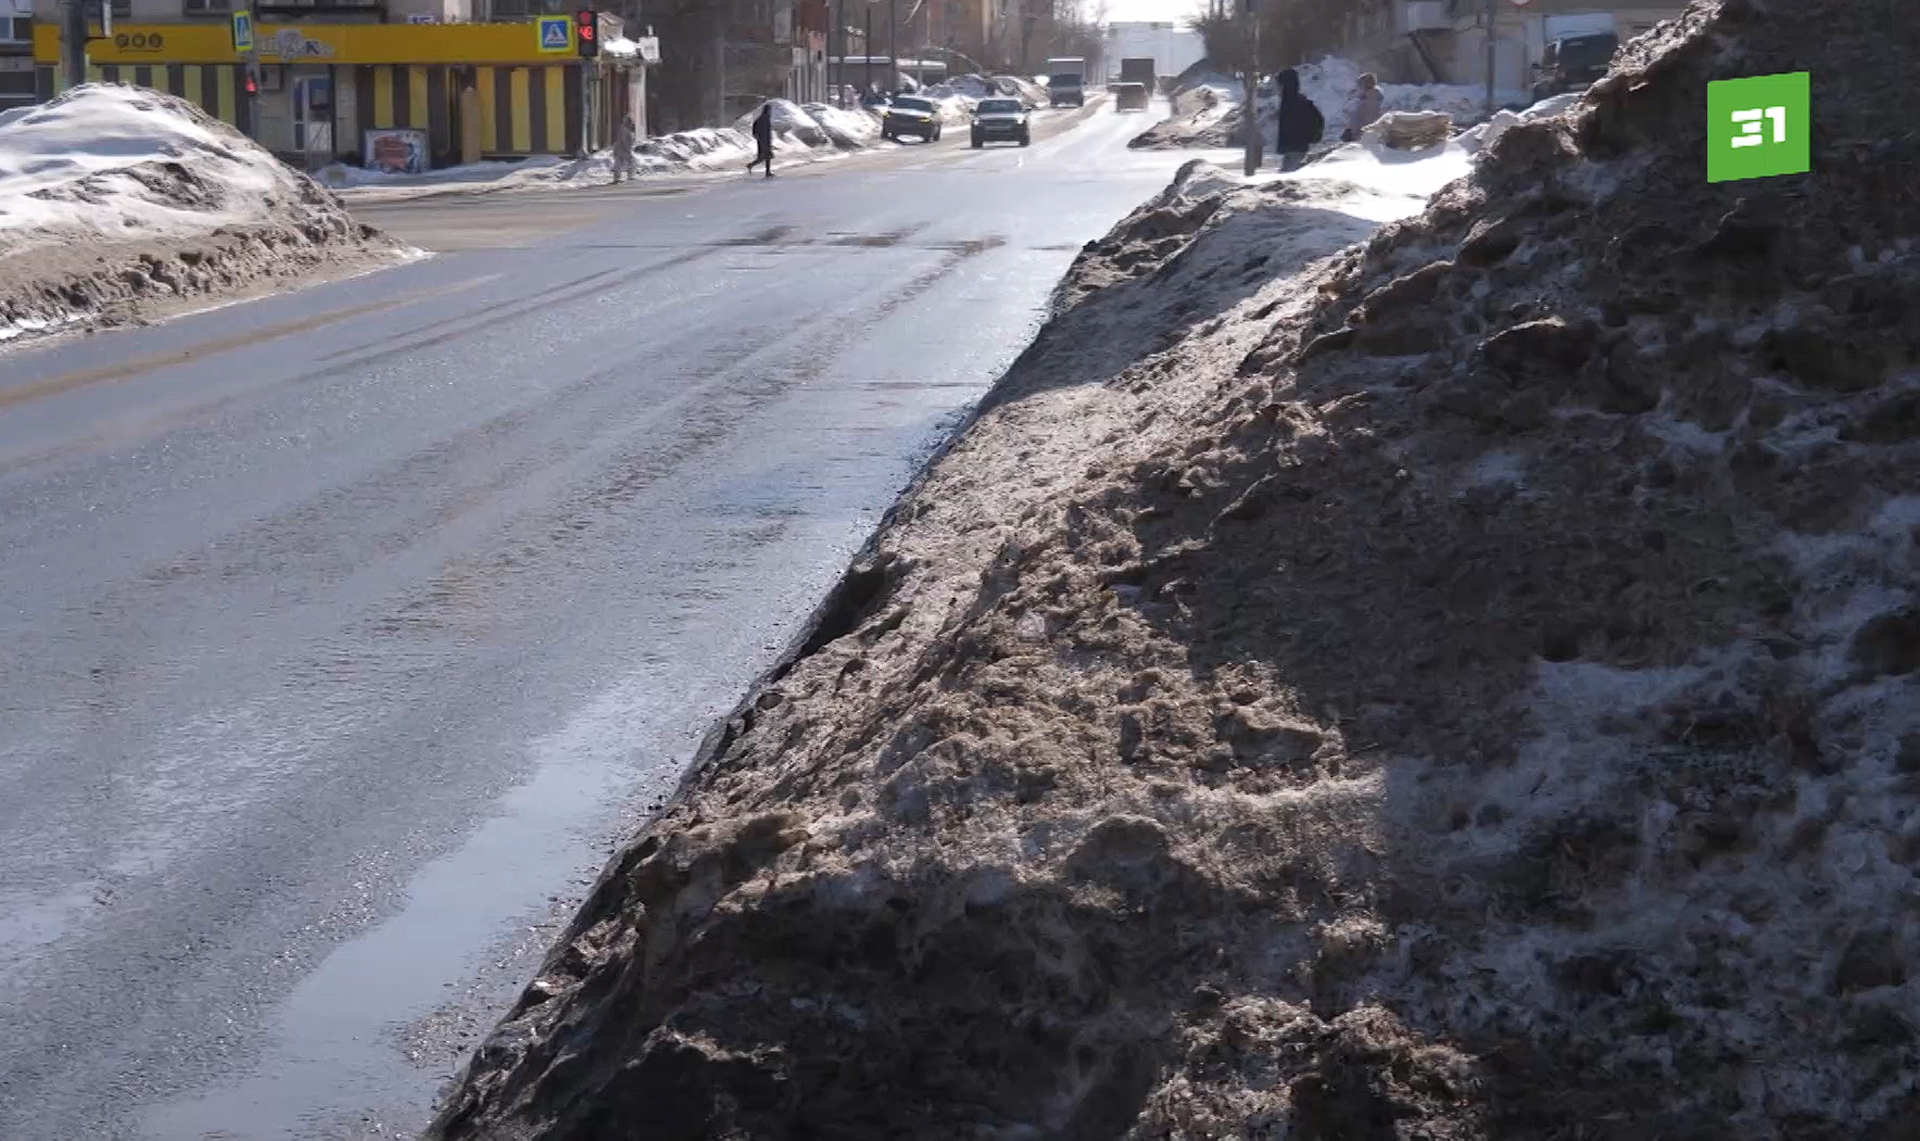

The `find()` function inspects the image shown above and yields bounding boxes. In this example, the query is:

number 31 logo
[1729,106,1787,148]
[1708,72,1810,183]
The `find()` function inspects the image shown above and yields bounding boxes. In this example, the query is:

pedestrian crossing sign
[536,16,572,52]
[230,10,254,53]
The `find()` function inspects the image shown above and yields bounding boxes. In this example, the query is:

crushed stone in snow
[0,84,396,344]
[427,1,1920,1137]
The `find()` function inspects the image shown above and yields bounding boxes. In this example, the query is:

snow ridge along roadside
[0,85,398,344]
[428,1,1920,1136]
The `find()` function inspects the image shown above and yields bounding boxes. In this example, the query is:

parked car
[881,96,943,142]
[1530,32,1620,100]
[1113,81,1149,112]
[969,97,1032,148]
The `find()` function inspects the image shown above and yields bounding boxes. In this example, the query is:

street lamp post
[1242,0,1260,174]
[1484,0,1497,116]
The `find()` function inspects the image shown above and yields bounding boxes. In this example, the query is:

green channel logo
[1707,72,1810,183]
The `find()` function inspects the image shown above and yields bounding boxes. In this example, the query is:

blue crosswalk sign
[537,16,571,52]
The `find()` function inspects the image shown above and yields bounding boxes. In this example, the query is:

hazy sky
[1099,0,1202,28]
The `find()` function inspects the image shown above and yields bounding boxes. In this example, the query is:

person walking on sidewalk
[610,114,636,183]
[1342,73,1383,143]
[747,104,776,178]
[1274,68,1324,172]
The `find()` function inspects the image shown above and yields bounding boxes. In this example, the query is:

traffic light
[576,9,598,57]
[242,68,258,96]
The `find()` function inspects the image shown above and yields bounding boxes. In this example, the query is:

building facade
[1332,0,1683,93]
[26,0,645,167]
[1,0,31,111]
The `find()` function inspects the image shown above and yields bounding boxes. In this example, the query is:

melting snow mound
[0,83,333,255]
[428,2,1920,1139]
[0,84,388,342]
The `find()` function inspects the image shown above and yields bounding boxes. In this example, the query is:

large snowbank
[1281,136,1475,222]
[1,84,386,342]
[0,84,304,254]
[733,98,881,148]
[1171,65,1239,101]
[1295,55,1527,135]
[1458,90,1584,154]
[431,3,1920,1137]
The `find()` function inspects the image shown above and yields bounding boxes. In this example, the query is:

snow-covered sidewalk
[0,84,395,345]
[327,100,887,201]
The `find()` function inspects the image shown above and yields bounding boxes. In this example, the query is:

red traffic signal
[242,71,258,95]
[576,9,598,57]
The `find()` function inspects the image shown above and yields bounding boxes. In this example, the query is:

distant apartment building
[23,0,649,167]
[1334,0,1683,94]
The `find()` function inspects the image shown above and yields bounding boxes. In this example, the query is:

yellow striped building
[32,21,637,167]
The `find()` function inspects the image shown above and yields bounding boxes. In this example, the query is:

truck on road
[1119,56,1155,95]
[1045,57,1087,107]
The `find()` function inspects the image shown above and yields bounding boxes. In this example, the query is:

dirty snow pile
[1459,91,1583,154]
[734,98,881,150]
[1,84,387,341]
[1137,54,1528,149]
[621,101,878,175]
[1170,59,1238,100]
[326,103,882,196]
[428,1,1920,1138]
[0,84,352,254]
[916,85,978,125]
[943,72,1049,106]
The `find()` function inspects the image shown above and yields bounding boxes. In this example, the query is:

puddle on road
[141,668,711,1141]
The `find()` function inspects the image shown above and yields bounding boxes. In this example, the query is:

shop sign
[263,28,335,58]
[112,30,166,52]
[36,20,595,64]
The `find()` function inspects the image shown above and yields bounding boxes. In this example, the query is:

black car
[881,96,943,143]
[969,97,1032,148]
[1530,32,1620,100]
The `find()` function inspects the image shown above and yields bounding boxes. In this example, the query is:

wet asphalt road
[0,104,1201,1139]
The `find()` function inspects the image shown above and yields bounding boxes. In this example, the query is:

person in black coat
[748,104,775,177]
[1273,68,1324,172]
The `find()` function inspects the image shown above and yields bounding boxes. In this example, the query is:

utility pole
[887,0,896,91]
[1242,0,1259,175]
[864,5,873,92]
[714,28,725,124]
[60,0,87,89]
[1483,0,1496,116]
